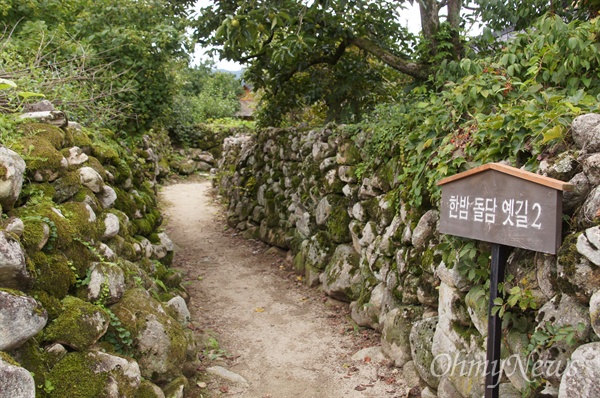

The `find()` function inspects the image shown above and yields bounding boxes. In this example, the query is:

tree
[194,0,600,125]
[1,0,195,131]
[194,0,466,124]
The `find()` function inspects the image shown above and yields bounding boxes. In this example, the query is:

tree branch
[349,37,430,80]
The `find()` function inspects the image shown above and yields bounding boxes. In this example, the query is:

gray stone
[0,291,47,350]
[196,161,212,172]
[321,245,362,302]
[85,204,97,222]
[358,177,379,200]
[23,99,54,112]
[0,147,26,210]
[0,231,28,288]
[532,295,591,384]
[79,166,104,193]
[19,110,68,128]
[503,329,531,392]
[351,202,366,222]
[102,213,121,240]
[89,350,141,395]
[576,227,600,266]
[571,113,600,152]
[315,195,334,226]
[0,357,35,398]
[163,376,188,398]
[87,262,125,305]
[380,215,403,256]
[583,153,600,187]
[435,260,470,292]
[381,306,424,367]
[5,217,24,237]
[558,342,600,398]
[152,243,167,260]
[97,243,117,261]
[351,346,387,362]
[97,185,117,209]
[339,165,357,183]
[410,316,439,388]
[43,296,109,350]
[590,290,600,339]
[421,387,438,398]
[350,300,380,329]
[112,288,188,383]
[166,296,191,326]
[437,376,461,398]
[157,232,174,252]
[539,152,578,181]
[403,360,425,387]
[579,186,600,228]
[206,366,248,384]
[412,210,439,249]
[66,146,89,166]
[563,172,591,211]
[358,221,377,249]
[499,383,522,398]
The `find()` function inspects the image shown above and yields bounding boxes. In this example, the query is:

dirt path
[160,179,410,398]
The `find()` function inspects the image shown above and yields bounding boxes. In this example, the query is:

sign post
[437,163,573,398]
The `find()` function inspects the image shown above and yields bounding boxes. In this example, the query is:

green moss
[31,252,76,299]
[326,206,351,243]
[71,129,93,148]
[135,380,163,398]
[61,240,96,277]
[557,233,581,277]
[84,156,106,177]
[59,202,99,242]
[31,289,63,320]
[47,352,109,398]
[21,216,49,253]
[91,141,120,165]
[14,137,65,176]
[52,171,82,203]
[0,351,20,366]
[19,123,65,150]
[42,296,109,351]
[71,186,101,210]
[10,339,53,389]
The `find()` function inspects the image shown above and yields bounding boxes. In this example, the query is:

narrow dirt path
[161,179,409,398]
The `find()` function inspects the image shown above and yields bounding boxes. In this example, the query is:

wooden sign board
[437,163,573,255]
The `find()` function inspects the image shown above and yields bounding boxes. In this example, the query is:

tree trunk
[419,0,440,56]
[350,37,430,80]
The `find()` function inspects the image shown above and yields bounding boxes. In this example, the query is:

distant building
[235,84,256,120]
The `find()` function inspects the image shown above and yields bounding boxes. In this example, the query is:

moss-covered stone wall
[217,120,600,398]
[0,114,198,397]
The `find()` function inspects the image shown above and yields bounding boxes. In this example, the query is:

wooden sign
[437,163,573,255]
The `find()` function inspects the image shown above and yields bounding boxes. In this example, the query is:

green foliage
[527,321,587,353]
[360,15,600,211]
[167,66,243,145]
[1,0,194,131]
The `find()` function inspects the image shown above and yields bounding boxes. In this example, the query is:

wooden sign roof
[437,163,574,191]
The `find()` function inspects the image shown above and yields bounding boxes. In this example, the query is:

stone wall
[216,118,600,398]
[0,108,196,397]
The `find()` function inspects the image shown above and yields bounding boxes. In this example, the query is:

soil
[161,178,413,398]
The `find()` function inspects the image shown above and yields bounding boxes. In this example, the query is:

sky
[191,0,423,71]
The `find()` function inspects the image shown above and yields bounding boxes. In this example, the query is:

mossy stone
[31,252,75,299]
[60,201,99,241]
[91,141,120,165]
[61,240,96,278]
[31,289,63,321]
[71,129,93,149]
[326,206,351,244]
[47,352,109,398]
[42,296,109,351]
[52,171,82,203]
[19,123,65,150]
[134,380,164,398]
[11,338,53,389]
[14,137,65,176]
[85,155,107,177]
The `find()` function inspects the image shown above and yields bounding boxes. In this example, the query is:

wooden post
[485,244,510,398]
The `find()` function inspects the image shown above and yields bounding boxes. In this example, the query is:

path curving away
[161,179,411,398]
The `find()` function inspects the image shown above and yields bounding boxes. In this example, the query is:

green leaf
[568,37,578,49]
[541,125,563,143]
[0,78,17,90]
[17,92,46,99]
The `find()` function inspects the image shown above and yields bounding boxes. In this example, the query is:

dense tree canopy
[194,0,600,125]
